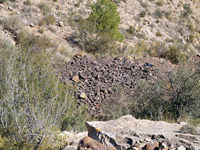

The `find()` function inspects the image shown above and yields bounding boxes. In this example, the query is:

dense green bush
[89,0,124,41]
[74,0,124,55]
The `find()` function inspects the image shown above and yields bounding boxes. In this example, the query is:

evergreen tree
[89,0,124,42]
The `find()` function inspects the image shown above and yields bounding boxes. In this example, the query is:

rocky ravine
[58,54,177,116]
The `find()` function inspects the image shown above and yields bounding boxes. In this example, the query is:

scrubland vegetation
[0,0,200,149]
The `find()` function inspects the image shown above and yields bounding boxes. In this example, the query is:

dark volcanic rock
[58,55,176,116]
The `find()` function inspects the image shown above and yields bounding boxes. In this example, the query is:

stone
[30,23,35,27]
[59,55,176,116]
[57,21,64,27]
[0,4,5,9]
[177,146,186,150]
[80,93,87,99]
[161,142,168,150]
[78,136,114,150]
[8,7,13,11]
[146,141,159,150]
[72,75,80,83]
[132,147,140,150]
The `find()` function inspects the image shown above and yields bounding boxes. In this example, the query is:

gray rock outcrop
[84,115,200,150]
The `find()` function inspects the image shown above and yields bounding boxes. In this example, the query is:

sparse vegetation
[43,14,56,25]
[156,31,162,37]
[180,124,198,135]
[38,2,52,14]
[23,0,31,5]
[156,0,164,6]
[183,4,192,14]
[139,11,146,17]
[2,16,22,33]
[154,9,163,18]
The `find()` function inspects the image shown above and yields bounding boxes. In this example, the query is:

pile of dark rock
[58,54,172,115]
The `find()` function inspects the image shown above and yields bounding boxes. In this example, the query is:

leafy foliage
[73,0,124,55]
[89,0,124,41]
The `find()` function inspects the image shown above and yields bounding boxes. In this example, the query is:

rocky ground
[58,54,177,116]
[62,115,200,150]
[1,0,200,61]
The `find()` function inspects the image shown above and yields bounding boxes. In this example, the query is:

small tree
[74,0,124,54]
[89,0,124,41]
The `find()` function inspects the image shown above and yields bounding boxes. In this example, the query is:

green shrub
[2,16,22,33]
[183,4,192,14]
[23,0,31,5]
[155,19,160,23]
[167,45,180,64]
[180,124,198,135]
[0,44,91,149]
[38,18,47,26]
[154,9,163,18]
[74,0,124,55]
[156,31,162,37]
[178,28,184,36]
[44,14,56,25]
[61,106,91,131]
[16,30,53,52]
[156,0,164,6]
[73,19,113,55]
[127,26,135,34]
[89,0,124,41]
[148,41,168,58]
[139,11,146,17]
[38,2,52,14]
[130,64,200,121]
[0,48,70,149]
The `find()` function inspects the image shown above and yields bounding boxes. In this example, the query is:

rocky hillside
[1,0,200,60]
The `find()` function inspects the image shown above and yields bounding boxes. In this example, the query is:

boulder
[78,136,117,150]
[85,115,200,150]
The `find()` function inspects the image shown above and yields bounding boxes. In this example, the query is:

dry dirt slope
[1,0,200,60]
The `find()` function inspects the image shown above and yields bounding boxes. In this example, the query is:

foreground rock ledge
[78,115,200,150]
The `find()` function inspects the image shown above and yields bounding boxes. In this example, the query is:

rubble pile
[59,55,159,115]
